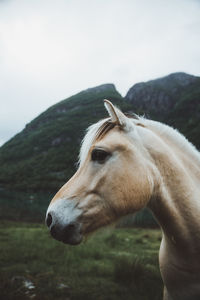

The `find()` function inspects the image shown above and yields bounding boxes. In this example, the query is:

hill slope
[0,72,199,194]
[0,84,126,192]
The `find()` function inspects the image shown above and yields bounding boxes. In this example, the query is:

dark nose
[45,212,82,245]
[46,213,53,228]
[50,222,77,242]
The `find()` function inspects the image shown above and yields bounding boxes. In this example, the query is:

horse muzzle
[46,198,83,245]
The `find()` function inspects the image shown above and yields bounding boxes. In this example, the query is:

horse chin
[61,233,83,245]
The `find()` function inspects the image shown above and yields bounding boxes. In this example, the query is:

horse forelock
[78,113,143,166]
[79,118,117,166]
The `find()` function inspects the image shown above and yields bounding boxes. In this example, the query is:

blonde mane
[79,118,112,166]
[143,119,200,166]
[79,115,200,167]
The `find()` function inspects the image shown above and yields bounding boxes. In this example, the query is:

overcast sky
[0,0,200,146]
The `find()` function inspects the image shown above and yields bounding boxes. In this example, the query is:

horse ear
[104,99,129,128]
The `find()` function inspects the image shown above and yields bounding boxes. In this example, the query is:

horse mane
[79,114,200,167]
[78,113,140,165]
[96,120,116,140]
[95,113,139,141]
[79,118,114,166]
[144,119,200,165]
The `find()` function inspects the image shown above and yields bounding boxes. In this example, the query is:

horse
[46,100,200,300]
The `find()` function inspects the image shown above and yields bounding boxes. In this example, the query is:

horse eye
[91,149,110,163]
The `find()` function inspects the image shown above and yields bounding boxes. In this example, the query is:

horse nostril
[46,213,53,228]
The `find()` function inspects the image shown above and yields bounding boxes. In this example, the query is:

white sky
[0,0,200,146]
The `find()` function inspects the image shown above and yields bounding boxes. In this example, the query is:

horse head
[46,100,155,245]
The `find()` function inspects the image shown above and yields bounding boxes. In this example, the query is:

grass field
[0,222,163,300]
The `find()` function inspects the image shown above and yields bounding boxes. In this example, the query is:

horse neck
[144,120,200,255]
[145,119,200,172]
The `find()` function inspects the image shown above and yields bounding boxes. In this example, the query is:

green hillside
[0,84,127,192]
[167,78,200,148]
[0,72,199,223]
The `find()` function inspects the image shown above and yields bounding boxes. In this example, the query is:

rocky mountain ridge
[126,72,198,116]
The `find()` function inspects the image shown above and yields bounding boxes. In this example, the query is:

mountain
[0,84,125,192]
[125,72,200,148]
[126,72,197,115]
[0,73,200,194]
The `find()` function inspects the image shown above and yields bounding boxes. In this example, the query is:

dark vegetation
[0,222,163,300]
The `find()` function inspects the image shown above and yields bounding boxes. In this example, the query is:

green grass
[0,222,163,300]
